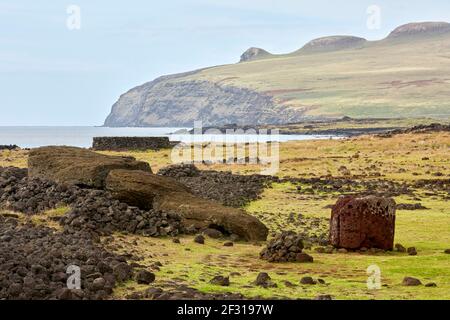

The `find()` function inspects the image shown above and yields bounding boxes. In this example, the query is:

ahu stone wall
[92,136,173,151]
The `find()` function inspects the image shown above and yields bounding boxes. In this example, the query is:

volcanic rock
[253,273,277,288]
[202,228,223,239]
[402,277,422,286]
[210,276,230,286]
[194,235,205,244]
[300,276,317,285]
[330,195,396,250]
[135,270,156,284]
[0,215,133,300]
[407,247,418,256]
[158,164,275,207]
[260,232,312,263]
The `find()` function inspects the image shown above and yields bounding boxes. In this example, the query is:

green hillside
[105,22,450,127]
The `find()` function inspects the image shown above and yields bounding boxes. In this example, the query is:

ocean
[0,126,336,148]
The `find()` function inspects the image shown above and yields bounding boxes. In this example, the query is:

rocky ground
[0,129,449,300]
[158,164,277,207]
[0,215,134,300]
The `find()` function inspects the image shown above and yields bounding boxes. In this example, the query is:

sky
[1,0,450,126]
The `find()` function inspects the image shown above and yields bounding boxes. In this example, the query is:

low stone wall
[0,145,19,151]
[92,136,172,151]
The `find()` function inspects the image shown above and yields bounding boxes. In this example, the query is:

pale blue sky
[1,0,450,125]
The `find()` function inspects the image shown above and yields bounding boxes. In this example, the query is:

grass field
[1,131,449,300]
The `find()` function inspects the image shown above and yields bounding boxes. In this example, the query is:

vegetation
[1,130,449,300]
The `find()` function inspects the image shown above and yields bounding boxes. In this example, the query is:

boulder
[28,146,151,188]
[402,277,422,286]
[105,169,268,241]
[330,195,396,250]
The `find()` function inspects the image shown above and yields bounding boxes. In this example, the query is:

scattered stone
[210,276,230,287]
[223,242,234,247]
[407,247,417,256]
[253,273,277,288]
[395,243,407,253]
[172,238,181,244]
[402,277,422,286]
[296,253,314,263]
[337,248,348,254]
[194,235,205,244]
[113,263,133,282]
[300,276,317,285]
[330,195,396,250]
[425,283,437,287]
[135,270,156,285]
[444,249,450,254]
[92,278,106,291]
[202,228,223,239]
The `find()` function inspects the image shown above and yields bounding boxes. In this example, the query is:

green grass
[1,132,449,300]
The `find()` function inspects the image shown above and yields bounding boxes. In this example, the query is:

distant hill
[104,22,450,127]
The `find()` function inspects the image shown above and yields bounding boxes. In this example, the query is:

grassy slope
[1,132,449,300]
[171,35,450,119]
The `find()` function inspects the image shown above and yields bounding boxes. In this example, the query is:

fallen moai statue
[106,169,268,241]
[28,146,151,188]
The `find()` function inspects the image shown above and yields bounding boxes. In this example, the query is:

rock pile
[61,189,184,237]
[260,232,313,263]
[380,123,450,137]
[158,164,277,207]
[330,195,396,250]
[0,166,185,237]
[1,167,89,214]
[0,215,134,300]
